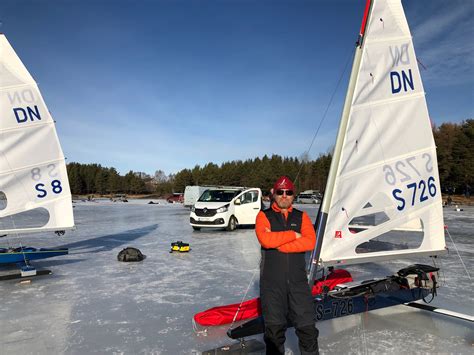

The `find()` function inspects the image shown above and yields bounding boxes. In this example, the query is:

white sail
[319,0,445,266]
[0,34,74,234]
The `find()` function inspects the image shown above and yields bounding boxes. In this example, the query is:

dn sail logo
[7,89,42,123]
[389,43,414,94]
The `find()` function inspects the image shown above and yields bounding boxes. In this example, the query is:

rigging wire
[226,232,263,332]
[192,236,262,336]
[359,304,369,355]
[293,46,355,184]
[431,256,446,287]
[445,226,471,280]
[227,267,259,332]
[7,216,29,265]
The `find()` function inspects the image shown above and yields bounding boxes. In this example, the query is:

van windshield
[198,190,242,202]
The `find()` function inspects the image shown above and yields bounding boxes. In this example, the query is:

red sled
[193,269,352,326]
[194,298,262,326]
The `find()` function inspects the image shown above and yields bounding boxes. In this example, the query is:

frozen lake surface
[1,200,473,354]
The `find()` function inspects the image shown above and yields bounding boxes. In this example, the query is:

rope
[293,46,355,184]
[191,317,208,337]
[228,267,259,331]
[360,295,369,355]
[445,226,472,280]
[193,236,261,336]
[192,268,259,336]
[0,217,30,266]
[432,255,446,287]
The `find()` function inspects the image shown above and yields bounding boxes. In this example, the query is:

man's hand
[266,227,301,239]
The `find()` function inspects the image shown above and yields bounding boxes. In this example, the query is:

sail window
[355,218,424,254]
[0,208,50,230]
[348,211,389,233]
[0,191,6,210]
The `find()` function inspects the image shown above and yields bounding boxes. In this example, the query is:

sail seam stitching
[351,92,426,110]
[364,35,412,44]
[0,120,55,133]
[0,157,66,177]
[337,146,436,181]
[0,82,38,92]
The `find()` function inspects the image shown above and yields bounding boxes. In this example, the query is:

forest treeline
[67,119,473,196]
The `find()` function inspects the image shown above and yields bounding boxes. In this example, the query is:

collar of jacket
[271,201,293,214]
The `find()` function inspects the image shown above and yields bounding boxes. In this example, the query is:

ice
[0,200,472,354]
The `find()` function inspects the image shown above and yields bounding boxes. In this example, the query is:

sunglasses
[275,189,294,196]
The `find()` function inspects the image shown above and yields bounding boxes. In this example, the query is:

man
[255,176,319,355]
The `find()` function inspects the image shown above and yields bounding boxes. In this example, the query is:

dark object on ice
[117,247,145,262]
[447,195,453,206]
[170,241,190,253]
[0,269,52,281]
[166,193,184,204]
[148,201,157,204]
[0,246,69,264]
[201,339,265,354]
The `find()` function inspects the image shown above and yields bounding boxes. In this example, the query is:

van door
[234,189,261,225]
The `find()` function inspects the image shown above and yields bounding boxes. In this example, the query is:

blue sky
[1,0,473,176]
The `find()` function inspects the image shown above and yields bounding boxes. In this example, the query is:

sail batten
[336,146,439,182]
[321,249,447,267]
[0,83,38,92]
[364,34,412,44]
[351,91,426,110]
[0,157,66,177]
[0,120,56,133]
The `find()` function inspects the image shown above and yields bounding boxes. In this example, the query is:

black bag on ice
[117,247,145,262]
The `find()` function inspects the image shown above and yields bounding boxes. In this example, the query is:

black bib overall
[260,208,319,355]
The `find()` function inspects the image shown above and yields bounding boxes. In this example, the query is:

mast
[309,0,373,282]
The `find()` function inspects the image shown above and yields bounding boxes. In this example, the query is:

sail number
[392,177,437,211]
[31,165,63,198]
[315,299,353,321]
[31,165,58,180]
[35,180,63,198]
[383,154,436,211]
[383,154,432,185]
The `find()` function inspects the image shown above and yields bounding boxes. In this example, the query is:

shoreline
[71,193,473,206]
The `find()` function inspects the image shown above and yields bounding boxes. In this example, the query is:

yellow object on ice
[170,241,190,253]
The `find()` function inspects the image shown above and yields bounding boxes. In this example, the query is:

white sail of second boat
[0,34,74,235]
[317,0,446,266]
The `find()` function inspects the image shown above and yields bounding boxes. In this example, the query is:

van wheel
[192,226,201,231]
[226,216,237,231]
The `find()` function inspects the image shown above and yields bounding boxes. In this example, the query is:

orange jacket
[255,202,316,253]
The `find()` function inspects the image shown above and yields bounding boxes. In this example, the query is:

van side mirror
[234,198,241,205]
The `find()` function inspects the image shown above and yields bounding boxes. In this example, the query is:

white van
[189,187,262,231]
[184,186,208,207]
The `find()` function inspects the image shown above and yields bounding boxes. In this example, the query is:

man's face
[274,189,294,209]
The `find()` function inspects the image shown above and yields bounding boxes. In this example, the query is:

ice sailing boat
[0,34,74,272]
[198,0,451,345]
